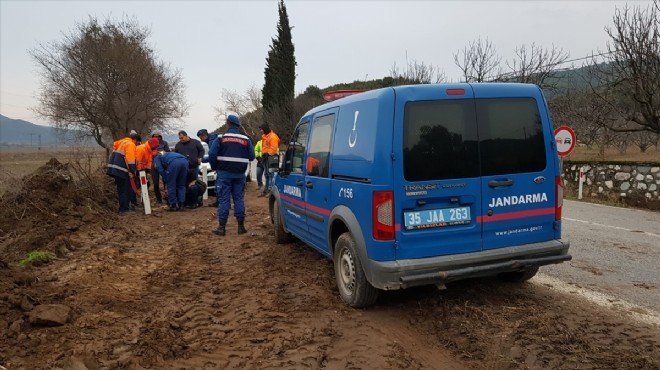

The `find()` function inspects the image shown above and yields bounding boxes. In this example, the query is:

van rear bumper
[367,240,571,290]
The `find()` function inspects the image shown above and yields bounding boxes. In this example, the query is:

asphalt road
[540,199,660,316]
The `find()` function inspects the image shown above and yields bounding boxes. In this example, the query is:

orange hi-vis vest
[136,140,158,171]
[107,137,137,178]
[262,131,280,155]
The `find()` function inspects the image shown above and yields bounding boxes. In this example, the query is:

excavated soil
[0,160,659,369]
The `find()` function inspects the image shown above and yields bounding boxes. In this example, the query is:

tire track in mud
[117,201,462,369]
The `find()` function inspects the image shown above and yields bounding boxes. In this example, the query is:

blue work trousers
[165,158,188,206]
[114,176,132,212]
[216,177,246,225]
[263,168,273,194]
[256,160,264,187]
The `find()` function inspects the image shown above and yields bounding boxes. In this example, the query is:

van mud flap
[399,255,572,288]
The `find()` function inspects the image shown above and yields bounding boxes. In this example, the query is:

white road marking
[533,273,660,326]
[563,217,660,238]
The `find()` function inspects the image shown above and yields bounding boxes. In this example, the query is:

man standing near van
[259,123,280,197]
[254,138,264,189]
[209,114,255,236]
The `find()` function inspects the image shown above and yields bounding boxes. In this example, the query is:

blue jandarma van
[270,83,571,308]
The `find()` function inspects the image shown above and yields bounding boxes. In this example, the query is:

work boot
[167,204,177,212]
[177,203,184,211]
[237,223,247,235]
[207,200,219,207]
[213,224,226,236]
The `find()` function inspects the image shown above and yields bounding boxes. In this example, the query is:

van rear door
[474,86,557,250]
[392,85,482,260]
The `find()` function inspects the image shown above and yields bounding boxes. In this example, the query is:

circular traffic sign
[554,126,576,157]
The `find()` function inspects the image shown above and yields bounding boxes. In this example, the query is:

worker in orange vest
[259,123,280,197]
[136,137,160,173]
[106,132,140,214]
[136,137,161,185]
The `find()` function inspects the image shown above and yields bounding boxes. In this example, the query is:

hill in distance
[0,115,95,147]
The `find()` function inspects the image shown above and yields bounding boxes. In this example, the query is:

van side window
[477,98,546,176]
[284,122,309,174]
[307,114,335,178]
[403,100,479,181]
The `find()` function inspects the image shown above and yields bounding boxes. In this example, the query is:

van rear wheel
[333,232,378,308]
[498,266,539,282]
[273,200,292,244]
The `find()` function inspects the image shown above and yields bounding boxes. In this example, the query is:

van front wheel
[273,200,292,244]
[333,232,378,308]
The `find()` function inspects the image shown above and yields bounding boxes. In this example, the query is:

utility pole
[28,133,35,147]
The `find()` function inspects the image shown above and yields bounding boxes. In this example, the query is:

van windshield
[403,98,546,181]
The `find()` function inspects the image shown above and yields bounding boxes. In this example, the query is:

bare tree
[213,87,264,141]
[630,130,657,152]
[30,16,187,150]
[389,60,446,85]
[503,43,570,90]
[549,88,621,158]
[453,37,502,82]
[589,3,660,134]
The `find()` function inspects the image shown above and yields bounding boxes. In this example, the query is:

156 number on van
[339,187,353,198]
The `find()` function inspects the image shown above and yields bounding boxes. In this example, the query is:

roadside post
[201,166,208,200]
[578,166,586,199]
[139,170,151,215]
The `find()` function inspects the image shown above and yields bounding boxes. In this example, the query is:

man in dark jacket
[209,114,255,236]
[174,130,204,170]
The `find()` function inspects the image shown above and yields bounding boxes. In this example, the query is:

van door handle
[488,179,513,188]
[305,181,314,189]
[296,180,303,186]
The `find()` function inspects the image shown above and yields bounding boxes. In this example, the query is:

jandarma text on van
[488,193,548,208]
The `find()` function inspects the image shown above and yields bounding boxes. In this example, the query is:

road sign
[554,126,576,157]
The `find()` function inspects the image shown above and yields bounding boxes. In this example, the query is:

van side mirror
[267,154,280,173]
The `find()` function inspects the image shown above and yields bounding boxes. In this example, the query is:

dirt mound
[0,158,116,264]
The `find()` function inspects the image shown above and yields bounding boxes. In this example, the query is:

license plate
[404,206,471,230]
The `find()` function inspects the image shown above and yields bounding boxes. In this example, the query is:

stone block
[615,172,631,181]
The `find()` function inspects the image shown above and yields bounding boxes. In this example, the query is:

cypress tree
[262,0,296,126]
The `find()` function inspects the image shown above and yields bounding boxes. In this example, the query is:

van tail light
[555,176,563,220]
[373,191,395,240]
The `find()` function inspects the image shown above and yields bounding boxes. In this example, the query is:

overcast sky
[0,0,650,137]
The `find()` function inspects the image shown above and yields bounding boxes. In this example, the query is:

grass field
[565,145,660,162]
[0,147,107,194]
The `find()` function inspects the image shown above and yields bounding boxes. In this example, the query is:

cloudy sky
[0,0,649,136]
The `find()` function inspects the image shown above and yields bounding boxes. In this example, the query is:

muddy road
[1,161,659,369]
